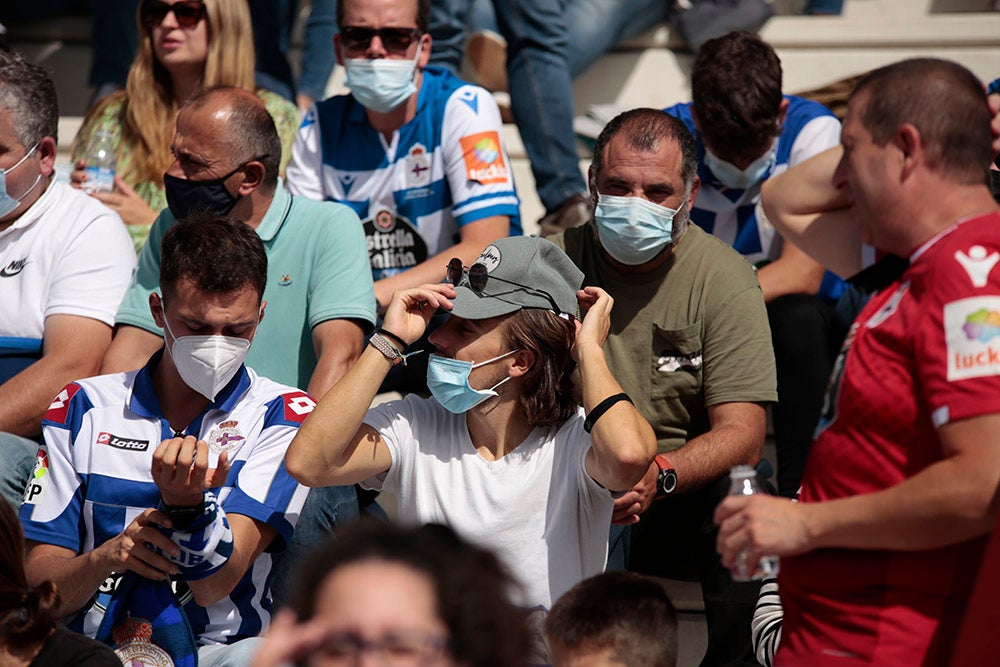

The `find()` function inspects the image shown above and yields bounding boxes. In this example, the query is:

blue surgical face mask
[0,143,41,219]
[344,48,421,114]
[594,194,684,266]
[427,350,517,414]
[703,143,777,190]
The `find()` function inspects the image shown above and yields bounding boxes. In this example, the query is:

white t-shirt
[0,179,135,382]
[362,395,613,610]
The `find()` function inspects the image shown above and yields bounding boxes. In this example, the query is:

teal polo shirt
[115,183,376,390]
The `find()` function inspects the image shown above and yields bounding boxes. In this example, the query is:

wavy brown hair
[75,0,256,189]
[0,498,60,651]
[502,308,578,427]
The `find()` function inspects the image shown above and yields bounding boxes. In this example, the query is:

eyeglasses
[446,257,567,318]
[318,630,447,666]
[339,26,421,54]
[141,0,207,30]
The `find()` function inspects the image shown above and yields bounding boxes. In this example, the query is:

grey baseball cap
[449,236,583,320]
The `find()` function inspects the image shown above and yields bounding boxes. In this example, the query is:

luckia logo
[946,297,1000,381]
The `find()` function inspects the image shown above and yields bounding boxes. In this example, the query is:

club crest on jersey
[954,245,1000,288]
[97,432,150,451]
[207,420,245,455]
[865,281,909,329]
[283,392,316,423]
[22,449,49,505]
[44,383,81,425]
[406,143,431,189]
[945,296,1000,380]
[460,131,509,185]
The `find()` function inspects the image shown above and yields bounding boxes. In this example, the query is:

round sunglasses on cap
[141,0,207,30]
[339,26,421,54]
[446,257,567,317]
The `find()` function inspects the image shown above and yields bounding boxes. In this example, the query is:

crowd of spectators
[2,0,1000,665]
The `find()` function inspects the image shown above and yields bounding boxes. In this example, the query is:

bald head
[180,86,282,189]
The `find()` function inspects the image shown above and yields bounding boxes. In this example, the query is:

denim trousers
[0,431,38,509]
[269,483,361,608]
[429,0,586,212]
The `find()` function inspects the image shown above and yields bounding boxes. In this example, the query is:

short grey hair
[0,51,58,148]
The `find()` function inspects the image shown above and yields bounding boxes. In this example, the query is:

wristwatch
[654,454,678,498]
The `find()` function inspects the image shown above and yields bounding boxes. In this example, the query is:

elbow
[617,436,657,487]
[284,445,317,487]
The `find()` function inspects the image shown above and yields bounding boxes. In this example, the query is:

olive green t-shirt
[551,223,777,453]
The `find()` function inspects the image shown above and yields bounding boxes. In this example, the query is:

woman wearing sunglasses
[69,0,299,253]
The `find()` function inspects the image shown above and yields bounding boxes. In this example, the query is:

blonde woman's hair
[80,0,256,188]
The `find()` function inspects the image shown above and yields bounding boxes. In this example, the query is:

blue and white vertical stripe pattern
[19,361,311,645]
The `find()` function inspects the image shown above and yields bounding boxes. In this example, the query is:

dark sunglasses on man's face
[446,257,567,317]
[339,26,421,54]
[141,0,207,30]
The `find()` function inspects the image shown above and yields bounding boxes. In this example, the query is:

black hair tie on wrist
[584,393,633,433]
[377,328,408,352]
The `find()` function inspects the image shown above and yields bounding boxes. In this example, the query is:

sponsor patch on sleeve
[460,131,510,185]
[22,448,49,505]
[44,383,82,426]
[945,296,1000,380]
[282,392,317,423]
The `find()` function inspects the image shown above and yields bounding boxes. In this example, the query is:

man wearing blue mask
[285,0,519,324]
[0,51,135,509]
[665,31,844,499]
[21,215,309,666]
[285,236,657,637]
[548,107,777,667]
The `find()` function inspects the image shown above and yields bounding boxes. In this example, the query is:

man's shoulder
[37,181,125,231]
[42,371,136,428]
[679,225,758,274]
[241,370,317,428]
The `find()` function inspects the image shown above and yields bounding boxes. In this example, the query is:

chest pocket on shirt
[650,322,703,399]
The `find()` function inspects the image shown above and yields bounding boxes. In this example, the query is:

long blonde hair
[83,0,256,187]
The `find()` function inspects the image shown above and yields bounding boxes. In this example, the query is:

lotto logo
[283,392,316,423]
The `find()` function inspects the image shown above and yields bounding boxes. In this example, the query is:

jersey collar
[130,349,252,420]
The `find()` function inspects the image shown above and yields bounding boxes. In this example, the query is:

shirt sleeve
[45,196,136,326]
[20,383,91,552]
[285,106,326,200]
[359,397,417,494]
[305,201,377,329]
[220,391,313,552]
[440,85,520,227]
[115,211,170,334]
[919,242,1000,425]
[786,115,841,167]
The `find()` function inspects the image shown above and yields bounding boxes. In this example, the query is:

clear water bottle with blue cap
[727,464,780,581]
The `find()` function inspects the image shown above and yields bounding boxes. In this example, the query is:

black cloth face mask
[163,163,246,219]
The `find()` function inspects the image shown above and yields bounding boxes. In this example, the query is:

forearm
[801,454,999,552]
[100,326,162,374]
[307,321,366,399]
[26,548,116,617]
[578,342,656,491]
[0,356,103,437]
[670,412,765,493]
[757,257,825,303]
[286,344,393,486]
[760,147,864,278]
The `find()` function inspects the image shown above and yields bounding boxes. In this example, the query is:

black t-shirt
[30,626,120,667]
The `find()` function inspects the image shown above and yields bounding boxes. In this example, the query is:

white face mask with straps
[160,302,258,401]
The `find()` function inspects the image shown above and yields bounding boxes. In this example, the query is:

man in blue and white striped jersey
[20,214,311,666]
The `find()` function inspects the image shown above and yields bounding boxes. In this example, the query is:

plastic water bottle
[727,464,779,581]
[83,130,116,194]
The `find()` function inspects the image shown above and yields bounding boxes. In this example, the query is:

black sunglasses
[141,0,207,30]
[339,26,421,53]
[446,258,568,317]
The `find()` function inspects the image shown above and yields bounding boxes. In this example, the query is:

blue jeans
[0,432,39,509]
[469,0,670,78]
[270,483,361,608]
[429,0,586,213]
